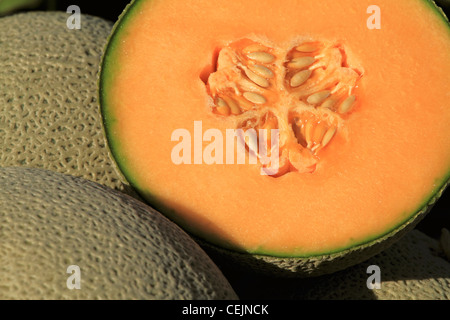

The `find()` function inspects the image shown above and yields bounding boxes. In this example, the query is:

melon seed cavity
[205,37,362,176]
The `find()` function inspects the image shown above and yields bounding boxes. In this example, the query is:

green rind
[99,0,182,236]
[99,0,148,198]
[428,0,450,28]
[99,0,450,276]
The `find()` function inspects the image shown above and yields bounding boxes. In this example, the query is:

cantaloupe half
[100,0,450,275]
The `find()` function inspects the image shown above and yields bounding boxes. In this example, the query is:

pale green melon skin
[0,167,238,300]
[0,12,137,198]
[294,230,450,300]
[100,0,450,277]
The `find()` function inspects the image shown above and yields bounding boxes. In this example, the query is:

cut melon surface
[100,0,450,262]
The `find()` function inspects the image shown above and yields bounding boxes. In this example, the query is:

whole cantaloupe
[0,11,135,197]
[0,167,238,300]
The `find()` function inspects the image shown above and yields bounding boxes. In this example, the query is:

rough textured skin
[200,179,449,277]
[208,229,450,299]
[0,12,137,197]
[0,167,238,300]
[291,230,450,300]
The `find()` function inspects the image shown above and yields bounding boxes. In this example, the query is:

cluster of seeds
[284,43,360,115]
[206,37,362,175]
[291,112,338,153]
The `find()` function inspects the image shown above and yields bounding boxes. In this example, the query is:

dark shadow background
[3,0,450,300]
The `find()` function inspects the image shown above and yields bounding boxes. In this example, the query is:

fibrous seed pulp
[206,37,362,176]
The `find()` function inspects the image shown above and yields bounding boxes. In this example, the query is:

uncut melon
[0,12,136,197]
[0,167,238,300]
[296,230,450,300]
[100,0,450,276]
[220,229,450,299]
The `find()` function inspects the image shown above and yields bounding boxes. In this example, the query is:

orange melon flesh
[101,0,450,257]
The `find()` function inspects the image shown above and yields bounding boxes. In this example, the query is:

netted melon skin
[294,230,450,300]
[0,12,136,197]
[0,167,238,300]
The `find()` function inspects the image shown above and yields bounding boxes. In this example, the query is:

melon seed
[320,99,337,109]
[287,56,315,69]
[217,97,227,107]
[321,127,337,147]
[243,92,267,104]
[216,97,231,115]
[244,68,269,88]
[305,121,314,148]
[290,70,312,87]
[296,43,318,53]
[223,96,242,115]
[247,52,275,64]
[307,90,331,105]
[251,65,274,78]
[339,95,356,114]
[243,43,267,54]
[234,96,254,111]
